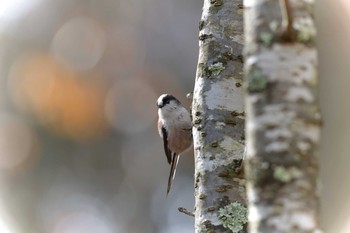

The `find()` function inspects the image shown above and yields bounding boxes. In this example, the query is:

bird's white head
[156,94,181,118]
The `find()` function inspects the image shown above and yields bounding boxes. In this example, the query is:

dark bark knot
[199,33,213,41]
[210,0,223,7]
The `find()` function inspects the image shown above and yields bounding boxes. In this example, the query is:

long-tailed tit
[157,94,192,195]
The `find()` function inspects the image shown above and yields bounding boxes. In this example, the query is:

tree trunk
[192,0,247,232]
[244,0,323,232]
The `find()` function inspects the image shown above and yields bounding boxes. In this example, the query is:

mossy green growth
[293,19,315,43]
[208,62,225,76]
[260,31,273,46]
[218,202,248,233]
[269,21,279,32]
[274,166,301,183]
[247,67,268,92]
[274,166,292,183]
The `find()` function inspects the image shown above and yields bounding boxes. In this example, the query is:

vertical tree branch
[244,0,322,232]
[279,0,296,41]
[192,0,247,232]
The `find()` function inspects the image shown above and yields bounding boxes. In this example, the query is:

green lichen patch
[260,31,273,46]
[247,67,268,92]
[218,202,248,233]
[269,21,279,32]
[274,166,292,182]
[208,62,225,76]
[197,62,209,78]
[293,18,316,43]
[274,166,302,183]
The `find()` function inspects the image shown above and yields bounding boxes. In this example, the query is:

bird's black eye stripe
[162,94,181,106]
[157,94,181,108]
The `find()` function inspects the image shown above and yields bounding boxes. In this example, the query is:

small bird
[157,94,193,195]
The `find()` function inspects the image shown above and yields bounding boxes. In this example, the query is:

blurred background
[0,0,348,232]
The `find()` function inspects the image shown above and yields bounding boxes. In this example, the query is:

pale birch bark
[192,0,247,232]
[244,0,322,232]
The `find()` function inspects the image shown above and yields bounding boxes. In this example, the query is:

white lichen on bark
[195,77,245,112]
[192,0,246,232]
[244,0,322,232]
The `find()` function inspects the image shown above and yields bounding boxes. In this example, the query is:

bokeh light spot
[8,53,108,141]
[51,16,106,71]
[39,183,124,233]
[0,218,12,233]
[105,79,157,135]
[52,210,114,233]
[0,0,40,23]
[0,114,38,171]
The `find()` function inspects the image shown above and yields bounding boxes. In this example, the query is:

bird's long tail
[167,153,180,196]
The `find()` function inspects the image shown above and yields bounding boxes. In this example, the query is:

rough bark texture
[192,0,247,232]
[244,0,322,232]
